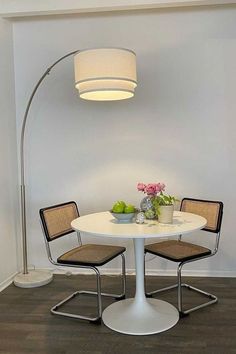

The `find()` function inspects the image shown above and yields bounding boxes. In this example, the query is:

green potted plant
[152,192,178,223]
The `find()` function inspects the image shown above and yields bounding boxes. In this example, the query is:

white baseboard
[144,269,236,278]
[48,266,236,278]
[1,267,235,293]
[0,272,18,292]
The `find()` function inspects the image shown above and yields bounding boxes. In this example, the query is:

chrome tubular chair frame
[144,198,223,317]
[40,201,126,324]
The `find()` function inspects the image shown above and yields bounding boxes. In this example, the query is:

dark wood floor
[0,274,235,354]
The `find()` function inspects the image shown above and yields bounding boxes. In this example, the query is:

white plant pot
[158,205,174,224]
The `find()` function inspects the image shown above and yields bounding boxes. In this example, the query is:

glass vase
[140,195,156,219]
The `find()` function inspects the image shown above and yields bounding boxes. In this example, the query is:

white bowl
[110,211,135,222]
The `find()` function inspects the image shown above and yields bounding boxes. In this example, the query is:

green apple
[112,201,126,213]
[118,200,126,209]
[124,204,135,213]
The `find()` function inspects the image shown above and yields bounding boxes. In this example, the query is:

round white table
[71,211,206,335]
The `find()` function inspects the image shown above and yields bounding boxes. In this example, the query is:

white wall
[13,7,236,276]
[0,18,18,287]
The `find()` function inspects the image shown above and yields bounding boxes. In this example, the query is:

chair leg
[51,254,126,323]
[146,283,178,297]
[90,253,126,300]
[145,260,218,316]
[51,267,103,323]
[177,261,218,316]
[179,283,218,316]
[120,253,126,299]
[145,253,179,297]
[177,263,183,314]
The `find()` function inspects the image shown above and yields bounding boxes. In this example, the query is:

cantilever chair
[144,197,223,317]
[39,201,126,323]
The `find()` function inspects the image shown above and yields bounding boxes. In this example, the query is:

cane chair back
[40,201,79,242]
[181,198,223,233]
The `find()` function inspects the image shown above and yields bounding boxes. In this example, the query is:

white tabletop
[71,211,207,239]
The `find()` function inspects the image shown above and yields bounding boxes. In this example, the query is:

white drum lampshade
[74,48,137,101]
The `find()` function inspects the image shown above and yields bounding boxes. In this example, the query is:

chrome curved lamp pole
[14,50,79,287]
[14,48,137,288]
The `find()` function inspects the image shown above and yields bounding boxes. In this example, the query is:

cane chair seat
[145,240,211,262]
[58,244,126,266]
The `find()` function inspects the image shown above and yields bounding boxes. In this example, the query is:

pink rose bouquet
[137,182,165,196]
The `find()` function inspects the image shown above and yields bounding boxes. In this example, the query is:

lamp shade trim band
[77,47,136,56]
[79,88,135,94]
[75,77,137,86]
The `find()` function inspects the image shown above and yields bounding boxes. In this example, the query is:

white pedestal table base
[103,237,179,335]
[102,297,179,335]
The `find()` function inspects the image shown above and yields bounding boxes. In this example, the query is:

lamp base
[13,270,53,288]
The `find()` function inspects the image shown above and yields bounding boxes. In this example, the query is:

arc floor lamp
[14,47,137,288]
